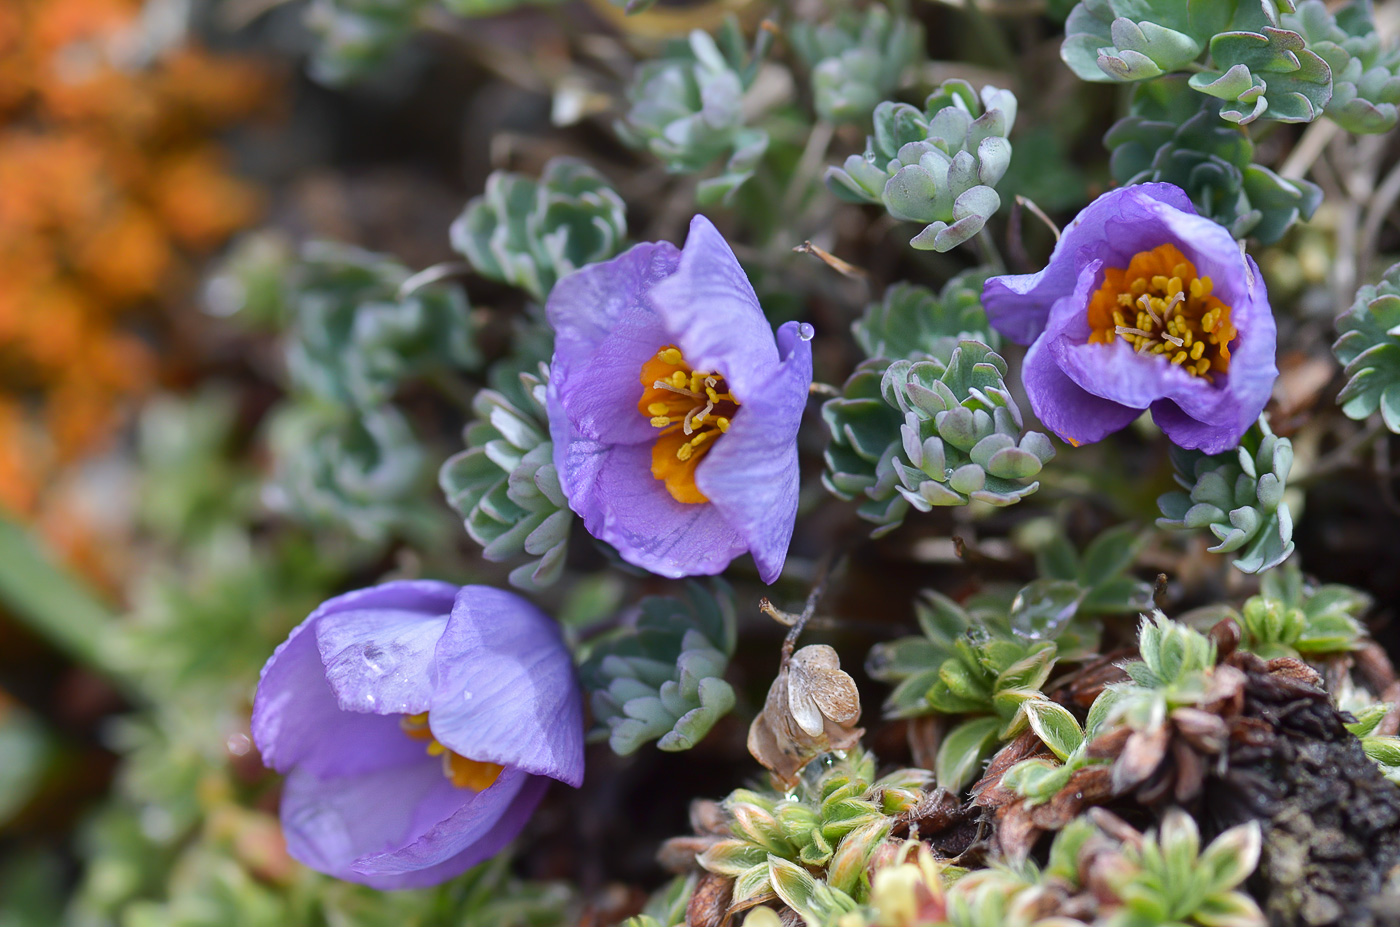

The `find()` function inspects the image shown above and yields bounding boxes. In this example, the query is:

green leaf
[581,582,738,755]
[935,716,1003,792]
[1023,700,1086,761]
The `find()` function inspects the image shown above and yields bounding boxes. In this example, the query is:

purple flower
[546,214,813,583]
[982,183,1276,454]
[251,581,583,889]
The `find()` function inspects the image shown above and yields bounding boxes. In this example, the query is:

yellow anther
[639,345,741,505]
[687,430,717,452]
[400,712,502,792]
[1086,244,1235,380]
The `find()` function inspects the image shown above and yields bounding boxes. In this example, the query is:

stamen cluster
[401,711,504,792]
[1087,244,1237,380]
[638,346,740,504]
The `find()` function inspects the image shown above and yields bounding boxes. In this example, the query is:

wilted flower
[748,644,862,786]
[546,215,813,582]
[983,183,1276,453]
[251,581,583,888]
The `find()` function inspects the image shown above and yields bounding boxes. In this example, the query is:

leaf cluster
[1157,417,1295,574]
[823,342,1053,537]
[579,582,739,755]
[827,80,1017,252]
[440,342,572,590]
[617,24,773,204]
[696,748,930,910]
[450,157,628,301]
[1334,260,1400,431]
[788,5,925,124]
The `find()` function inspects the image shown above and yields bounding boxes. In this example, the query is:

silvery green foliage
[266,402,426,543]
[250,241,476,543]
[451,157,628,301]
[821,359,906,531]
[1062,0,1333,125]
[283,241,480,408]
[852,270,997,362]
[1334,261,1400,430]
[1284,0,1400,133]
[579,582,738,756]
[827,80,1017,251]
[303,0,430,86]
[1157,417,1295,574]
[822,342,1052,537]
[823,280,1024,534]
[1107,82,1322,243]
[821,347,1046,534]
[617,26,770,205]
[817,343,1052,534]
[885,343,1054,514]
[696,747,929,909]
[866,588,1099,791]
[439,352,570,591]
[1236,561,1371,659]
[304,0,561,86]
[788,6,925,124]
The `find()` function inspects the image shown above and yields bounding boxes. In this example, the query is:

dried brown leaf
[688,872,735,927]
[1112,726,1169,794]
[657,835,720,874]
[1170,707,1230,754]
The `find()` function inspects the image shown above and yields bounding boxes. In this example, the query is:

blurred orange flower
[0,0,270,581]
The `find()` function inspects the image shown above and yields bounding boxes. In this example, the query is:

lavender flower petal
[316,606,450,715]
[983,183,1198,344]
[252,581,457,778]
[547,215,813,581]
[279,760,470,888]
[983,182,1276,453]
[354,771,547,887]
[648,215,781,397]
[547,240,680,445]
[253,581,582,888]
[696,321,813,582]
[427,587,586,787]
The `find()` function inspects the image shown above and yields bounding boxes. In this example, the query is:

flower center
[637,345,740,505]
[400,712,504,792]
[1086,243,1237,381]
